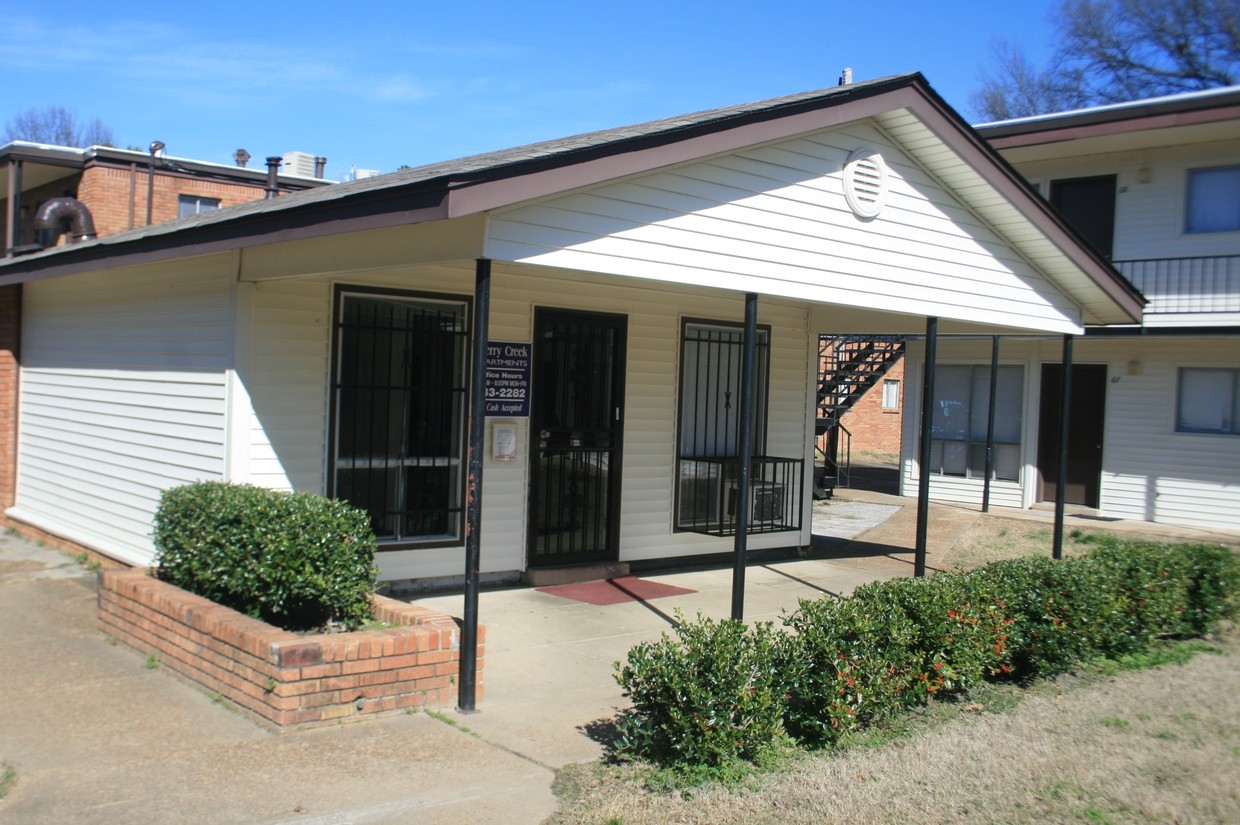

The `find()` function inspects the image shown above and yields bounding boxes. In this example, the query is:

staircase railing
[814,335,903,499]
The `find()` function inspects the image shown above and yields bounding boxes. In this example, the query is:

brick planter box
[97,569,483,728]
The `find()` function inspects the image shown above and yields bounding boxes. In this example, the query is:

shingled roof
[0,74,924,271]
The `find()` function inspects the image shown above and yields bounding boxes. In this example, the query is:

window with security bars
[927,365,1024,481]
[331,290,468,546]
[676,321,771,530]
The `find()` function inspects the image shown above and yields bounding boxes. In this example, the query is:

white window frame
[881,378,900,411]
[926,364,1024,482]
[1176,367,1240,435]
[177,194,221,218]
[1185,166,1240,234]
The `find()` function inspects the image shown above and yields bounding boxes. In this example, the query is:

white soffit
[874,107,1136,326]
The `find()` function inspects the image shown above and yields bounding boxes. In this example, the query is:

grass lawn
[548,517,1240,824]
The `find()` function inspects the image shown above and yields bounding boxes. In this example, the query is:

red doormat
[536,575,696,606]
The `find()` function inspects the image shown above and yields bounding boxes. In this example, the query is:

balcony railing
[1114,255,1240,315]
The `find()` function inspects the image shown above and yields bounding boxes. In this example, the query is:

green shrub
[153,482,378,631]
[614,612,786,769]
[854,574,1013,692]
[1081,537,1240,641]
[611,538,1238,770]
[777,594,921,746]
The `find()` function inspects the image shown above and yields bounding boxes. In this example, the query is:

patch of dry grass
[549,631,1240,824]
[940,518,1092,571]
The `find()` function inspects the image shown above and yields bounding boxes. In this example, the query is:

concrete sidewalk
[3,493,1235,824]
[0,509,897,825]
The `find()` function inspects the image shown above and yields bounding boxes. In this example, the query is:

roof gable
[488,118,1087,331]
[0,74,1141,325]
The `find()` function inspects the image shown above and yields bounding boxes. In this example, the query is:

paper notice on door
[492,423,518,462]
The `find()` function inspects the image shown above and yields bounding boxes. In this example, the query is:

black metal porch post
[982,335,1000,513]
[6,160,22,257]
[915,317,938,578]
[731,292,758,621]
[459,258,490,713]
[1053,333,1073,561]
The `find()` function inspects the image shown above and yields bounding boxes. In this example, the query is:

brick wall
[98,569,482,729]
[840,358,905,457]
[76,165,274,237]
[0,284,17,509]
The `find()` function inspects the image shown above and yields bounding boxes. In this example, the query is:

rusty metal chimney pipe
[313,156,327,178]
[34,197,98,247]
[234,148,251,168]
[265,156,282,199]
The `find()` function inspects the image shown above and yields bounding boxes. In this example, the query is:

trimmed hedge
[153,482,378,631]
[614,613,786,768]
[614,539,1239,767]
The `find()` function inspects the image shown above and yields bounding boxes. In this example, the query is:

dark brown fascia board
[1,144,87,170]
[444,80,927,217]
[977,92,1240,149]
[447,74,1144,322]
[906,81,1145,321]
[0,75,922,281]
[0,70,1141,321]
[0,187,450,285]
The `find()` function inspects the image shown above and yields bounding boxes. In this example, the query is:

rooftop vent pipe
[234,148,251,168]
[265,156,282,198]
[34,197,98,247]
[839,67,853,85]
[314,156,327,178]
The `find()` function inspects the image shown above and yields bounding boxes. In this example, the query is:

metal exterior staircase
[815,335,906,497]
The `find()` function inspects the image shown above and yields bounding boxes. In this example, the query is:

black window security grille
[678,456,803,536]
[331,290,468,546]
[676,320,801,535]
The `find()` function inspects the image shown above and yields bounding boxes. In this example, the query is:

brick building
[0,141,331,533]
[838,357,904,457]
[2,142,329,251]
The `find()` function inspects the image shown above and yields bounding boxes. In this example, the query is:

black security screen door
[528,309,627,567]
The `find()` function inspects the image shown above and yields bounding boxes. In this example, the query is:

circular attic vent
[843,147,889,219]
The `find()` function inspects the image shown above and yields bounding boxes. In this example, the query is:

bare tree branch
[3,106,116,147]
[972,0,1240,120]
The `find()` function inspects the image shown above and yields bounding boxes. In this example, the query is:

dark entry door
[528,309,627,567]
[1050,176,1117,259]
[1038,364,1107,507]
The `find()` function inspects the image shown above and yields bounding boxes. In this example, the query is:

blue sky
[1,1,1059,180]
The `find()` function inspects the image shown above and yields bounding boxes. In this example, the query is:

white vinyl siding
[1007,141,1240,264]
[241,263,811,581]
[486,121,1083,334]
[14,258,232,565]
[246,279,332,492]
[901,336,1240,530]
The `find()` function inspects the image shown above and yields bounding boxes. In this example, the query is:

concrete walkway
[2,494,1235,824]
[0,509,897,825]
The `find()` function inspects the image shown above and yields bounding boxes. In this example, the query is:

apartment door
[528,309,627,567]
[1038,364,1107,507]
[1050,175,1117,259]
